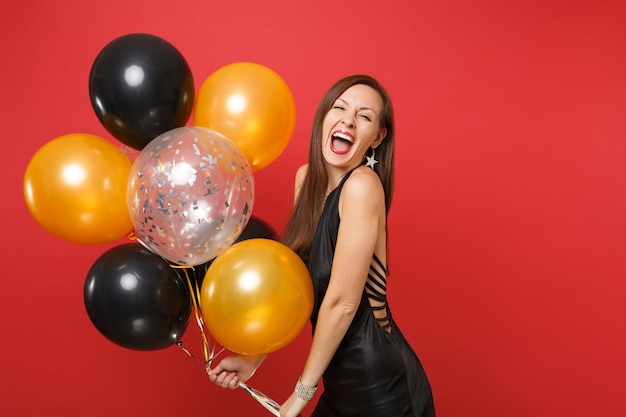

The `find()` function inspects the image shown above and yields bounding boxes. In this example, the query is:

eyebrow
[336,98,376,112]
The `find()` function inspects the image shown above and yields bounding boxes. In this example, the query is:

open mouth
[330,131,354,154]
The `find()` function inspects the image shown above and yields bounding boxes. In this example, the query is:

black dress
[308,170,435,417]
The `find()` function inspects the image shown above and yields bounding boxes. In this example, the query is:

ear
[372,128,387,149]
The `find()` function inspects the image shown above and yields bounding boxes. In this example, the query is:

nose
[342,114,355,128]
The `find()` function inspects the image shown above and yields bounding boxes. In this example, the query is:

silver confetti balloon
[127,126,254,266]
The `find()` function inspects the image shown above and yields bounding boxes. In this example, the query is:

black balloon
[84,243,192,350]
[194,216,280,285]
[89,33,194,150]
[238,215,280,242]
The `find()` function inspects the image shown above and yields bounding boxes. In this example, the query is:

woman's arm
[280,168,386,416]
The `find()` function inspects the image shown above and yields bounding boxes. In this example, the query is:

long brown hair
[281,74,395,259]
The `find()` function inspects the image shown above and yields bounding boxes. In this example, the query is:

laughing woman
[209,74,435,417]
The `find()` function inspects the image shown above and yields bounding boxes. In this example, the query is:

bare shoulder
[294,164,308,202]
[342,166,384,205]
[295,164,308,184]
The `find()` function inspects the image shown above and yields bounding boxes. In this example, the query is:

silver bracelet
[295,377,317,401]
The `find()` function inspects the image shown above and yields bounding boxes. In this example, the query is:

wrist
[254,354,267,367]
[295,376,318,401]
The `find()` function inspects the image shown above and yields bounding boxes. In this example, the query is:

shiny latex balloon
[23,133,133,244]
[194,215,279,287]
[127,126,254,266]
[84,243,192,350]
[193,62,296,172]
[200,238,313,355]
[89,33,194,150]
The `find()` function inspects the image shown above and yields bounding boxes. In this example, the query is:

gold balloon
[200,238,313,355]
[23,133,133,244]
[193,62,296,172]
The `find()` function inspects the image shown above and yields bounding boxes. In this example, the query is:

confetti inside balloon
[127,126,254,266]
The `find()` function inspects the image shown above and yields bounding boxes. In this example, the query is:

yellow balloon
[193,62,296,172]
[200,238,313,355]
[23,133,133,244]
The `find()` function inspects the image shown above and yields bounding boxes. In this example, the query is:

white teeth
[333,132,353,143]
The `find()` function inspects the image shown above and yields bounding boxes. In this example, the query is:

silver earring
[365,148,378,169]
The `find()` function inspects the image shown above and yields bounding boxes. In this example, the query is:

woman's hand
[208,354,266,389]
[279,391,308,417]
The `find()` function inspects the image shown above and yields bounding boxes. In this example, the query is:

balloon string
[130,231,216,366]
[238,382,281,416]
[176,340,204,364]
[128,231,153,253]
[171,265,224,369]
[127,232,214,367]
[177,266,213,369]
[171,265,280,416]
[128,233,280,414]
[129,234,218,368]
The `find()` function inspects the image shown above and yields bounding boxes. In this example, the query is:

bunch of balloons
[23,33,311,356]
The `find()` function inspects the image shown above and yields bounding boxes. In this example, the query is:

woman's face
[321,84,386,172]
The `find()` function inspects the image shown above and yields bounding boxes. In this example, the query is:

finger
[217,371,238,389]
[214,371,230,387]
[227,376,240,390]
[208,372,217,382]
[208,363,223,376]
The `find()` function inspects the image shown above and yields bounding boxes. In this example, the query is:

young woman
[209,74,435,417]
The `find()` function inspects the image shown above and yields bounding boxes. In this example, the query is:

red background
[2,1,625,416]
